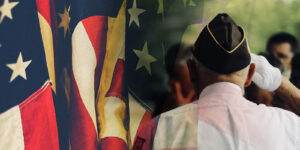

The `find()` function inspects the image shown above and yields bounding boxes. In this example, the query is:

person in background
[277,53,300,115]
[245,53,300,116]
[266,32,298,78]
[246,53,300,116]
[133,13,300,150]
[155,43,196,114]
[291,53,300,88]
[245,53,284,106]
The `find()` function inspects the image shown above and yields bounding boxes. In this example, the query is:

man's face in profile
[270,42,293,70]
[169,63,196,106]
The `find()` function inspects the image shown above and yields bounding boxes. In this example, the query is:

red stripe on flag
[19,82,59,150]
[35,0,57,29]
[134,111,152,142]
[35,0,58,40]
[133,115,158,150]
[105,59,125,101]
[35,0,59,76]
[101,137,128,150]
[82,16,108,93]
[69,75,98,150]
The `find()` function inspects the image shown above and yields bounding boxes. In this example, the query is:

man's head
[267,33,298,72]
[188,56,255,96]
[188,13,256,95]
[258,53,285,73]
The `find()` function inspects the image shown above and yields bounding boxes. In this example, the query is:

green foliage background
[212,0,300,53]
[147,0,300,54]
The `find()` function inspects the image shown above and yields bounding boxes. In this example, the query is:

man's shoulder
[246,100,299,118]
[152,102,198,149]
[242,100,300,134]
[159,102,198,119]
[133,102,199,150]
[256,103,300,122]
[138,102,198,135]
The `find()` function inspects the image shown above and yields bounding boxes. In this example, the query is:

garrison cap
[193,13,251,74]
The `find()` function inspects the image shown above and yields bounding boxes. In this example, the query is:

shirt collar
[199,82,243,99]
[226,82,242,92]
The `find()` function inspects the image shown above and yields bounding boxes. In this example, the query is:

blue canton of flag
[0,0,49,111]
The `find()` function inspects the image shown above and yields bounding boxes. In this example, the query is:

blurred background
[144,0,300,54]
[223,0,300,53]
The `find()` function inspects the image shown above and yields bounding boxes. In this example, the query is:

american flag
[0,0,59,149]
[0,0,222,149]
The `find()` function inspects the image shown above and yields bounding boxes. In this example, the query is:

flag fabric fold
[68,0,124,149]
[0,81,59,150]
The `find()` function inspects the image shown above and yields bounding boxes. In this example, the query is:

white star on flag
[58,6,70,37]
[133,42,157,75]
[0,0,19,23]
[128,0,145,27]
[6,52,32,82]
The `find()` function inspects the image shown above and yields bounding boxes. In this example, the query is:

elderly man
[133,13,300,150]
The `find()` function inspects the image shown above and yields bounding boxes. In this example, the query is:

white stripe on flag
[0,106,24,150]
[129,93,146,145]
[102,96,126,139]
[72,21,98,131]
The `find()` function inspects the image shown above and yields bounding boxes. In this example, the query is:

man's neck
[197,76,244,96]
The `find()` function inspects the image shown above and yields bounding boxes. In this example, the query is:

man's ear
[245,63,256,87]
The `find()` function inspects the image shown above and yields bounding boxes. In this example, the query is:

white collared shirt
[197,82,300,150]
[136,82,300,150]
